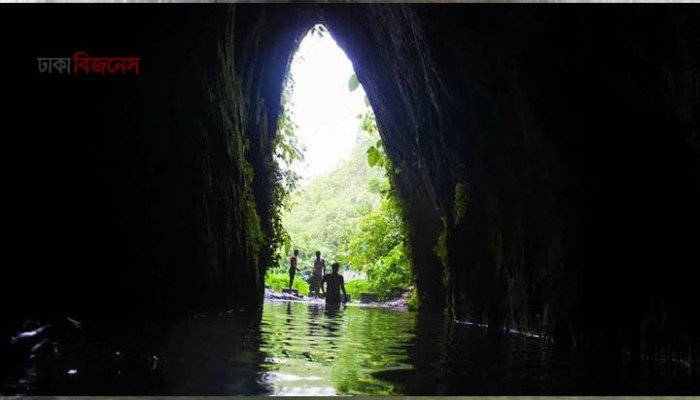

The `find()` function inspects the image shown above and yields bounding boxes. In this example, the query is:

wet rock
[281,288,300,297]
[264,289,324,304]
[360,293,378,304]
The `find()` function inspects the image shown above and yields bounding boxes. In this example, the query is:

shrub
[265,271,309,296]
[344,279,372,302]
[407,289,419,311]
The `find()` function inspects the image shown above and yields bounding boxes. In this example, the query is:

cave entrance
[265,24,414,306]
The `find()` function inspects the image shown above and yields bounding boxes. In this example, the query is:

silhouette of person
[311,251,326,297]
[289,249,300,289]
[321,262,347,305]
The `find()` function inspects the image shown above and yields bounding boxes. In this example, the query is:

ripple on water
[5,300,700,395]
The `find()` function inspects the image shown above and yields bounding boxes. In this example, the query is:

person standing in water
[311,251,326,297]
[289,249,300,289]
[321,262,347,305]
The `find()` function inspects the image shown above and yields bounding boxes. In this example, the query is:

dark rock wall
[234,5,313,294]
[322,5,700,357]
[321,6,450,311]
[3,6,296,325]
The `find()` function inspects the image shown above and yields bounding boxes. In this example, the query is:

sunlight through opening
[268,25,414,311]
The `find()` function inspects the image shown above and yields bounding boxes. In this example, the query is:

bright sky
[286,27,367,184]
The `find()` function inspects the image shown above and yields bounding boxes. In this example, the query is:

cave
[2,3,700,394]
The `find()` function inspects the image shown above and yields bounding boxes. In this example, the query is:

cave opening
[3,5,700,395]
[264,24,415,306]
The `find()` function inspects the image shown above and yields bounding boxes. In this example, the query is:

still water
[5,300,699,395]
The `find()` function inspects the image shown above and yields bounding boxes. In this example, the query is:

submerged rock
[264,289,324,304]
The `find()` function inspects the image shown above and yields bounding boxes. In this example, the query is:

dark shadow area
[5,302,700,395]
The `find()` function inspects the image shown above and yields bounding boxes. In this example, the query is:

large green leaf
[367,146,381,167]
[348,74,360,92]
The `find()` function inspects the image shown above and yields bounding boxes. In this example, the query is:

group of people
[289,249,347,305]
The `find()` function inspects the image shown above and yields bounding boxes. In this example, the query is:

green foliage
[338,197,411,300]
[366,142,385,168]
[338,199,400,269]
[266,71,413,303]
[454,181,469,225]
[337,196,411,300]
[358,102,379,136]
[348,73,360,92]
[246,193,264,267]
[278,132,384,273]
[356,241,411,300]
[434,229,448,268]
[344,279,372,301]
[407,289,419,311]
[230,78,264,268]
[336,95,413,301]
[435,228,450,288]
[266,271,309,296]
[269,72,306,269]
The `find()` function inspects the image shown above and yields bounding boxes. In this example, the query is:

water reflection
[4,300,700,395]
[258,302,413,395]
